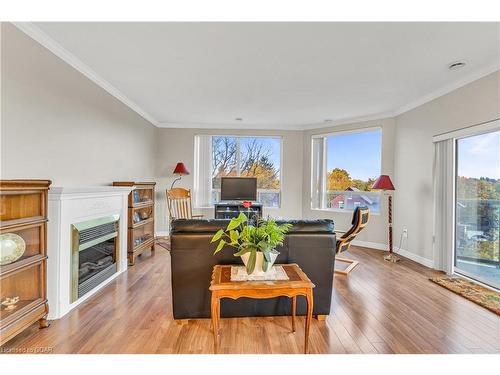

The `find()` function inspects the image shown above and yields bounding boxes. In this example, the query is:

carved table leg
[217,297,221,335]
[304,290,313,354]
[38,317,50,329]
[211,294,220,353]
[291,296,297,332]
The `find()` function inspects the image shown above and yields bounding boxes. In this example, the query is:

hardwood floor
[2,245,499,354]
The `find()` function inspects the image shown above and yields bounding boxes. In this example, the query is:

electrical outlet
[403,229,408,237]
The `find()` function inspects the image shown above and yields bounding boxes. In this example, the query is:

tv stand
[214,202,263,220]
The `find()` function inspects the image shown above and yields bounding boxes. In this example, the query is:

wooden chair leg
[335,257,359,275]
[315,315,328,321]
[38,317,50,329]
[128,253,135,266]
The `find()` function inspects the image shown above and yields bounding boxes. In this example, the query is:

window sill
[310,208,381,216]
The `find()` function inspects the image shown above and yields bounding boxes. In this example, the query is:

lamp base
[384,253,400,263]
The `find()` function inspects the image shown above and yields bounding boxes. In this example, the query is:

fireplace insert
[71,215,119,302]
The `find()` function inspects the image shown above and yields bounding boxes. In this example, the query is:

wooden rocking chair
[167,188,204,220]
[335,206,370,275]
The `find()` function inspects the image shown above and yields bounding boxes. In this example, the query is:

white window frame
[311,126,383,214]
[207,134,283,209]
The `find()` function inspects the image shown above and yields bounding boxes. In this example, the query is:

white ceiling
[20,22,500,129]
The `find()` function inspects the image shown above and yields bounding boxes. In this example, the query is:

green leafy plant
[210,213,292,274]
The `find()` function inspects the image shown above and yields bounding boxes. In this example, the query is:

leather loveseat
[170,218,336,319]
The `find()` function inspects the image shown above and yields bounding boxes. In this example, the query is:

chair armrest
[192,214,204,218]
[335,230,347,235]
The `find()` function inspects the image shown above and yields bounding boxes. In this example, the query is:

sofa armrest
[286,233,336,315]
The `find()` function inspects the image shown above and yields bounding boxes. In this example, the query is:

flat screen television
[220,177,257,201]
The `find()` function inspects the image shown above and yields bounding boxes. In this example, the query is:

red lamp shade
[173,162,189,175]
[372,175,395,191]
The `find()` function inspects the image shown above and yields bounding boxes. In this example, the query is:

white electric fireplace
[47,186,133,319]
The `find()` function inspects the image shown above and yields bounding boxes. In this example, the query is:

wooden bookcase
[113,182,156,265]
[0,180,51,346]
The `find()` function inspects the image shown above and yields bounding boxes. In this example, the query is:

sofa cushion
[276,219,334,233]
[170,219,230,233]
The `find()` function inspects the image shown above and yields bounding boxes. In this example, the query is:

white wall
[155,128,303,234]
[3,21,499,267]
[393,70,500,263]
[0,23,157,187]
[302,118,396,247]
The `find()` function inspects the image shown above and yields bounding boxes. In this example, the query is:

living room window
[311,128,382,213]
[194,135,282,208]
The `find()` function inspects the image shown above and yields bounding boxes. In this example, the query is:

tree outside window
[211,136,281,207]
[314,128,382,213]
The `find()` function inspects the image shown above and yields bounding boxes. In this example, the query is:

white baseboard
[153,234,435,268]
[351,240,387,251]
[351,240,434,269]
[395,247,434,268]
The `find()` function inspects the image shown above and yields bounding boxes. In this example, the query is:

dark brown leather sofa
[170,219,336,319]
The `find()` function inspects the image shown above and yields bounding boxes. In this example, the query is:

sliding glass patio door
[454,129,500,289]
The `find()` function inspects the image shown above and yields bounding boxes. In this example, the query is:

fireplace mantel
[50,186,133,197]
[47,186,133,319]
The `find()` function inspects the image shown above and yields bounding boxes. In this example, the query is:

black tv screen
[220,177,257,201]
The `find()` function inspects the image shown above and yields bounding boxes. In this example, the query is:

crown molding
[300,65,500,131]
[12,22,159,127]
[11,22,500,131]
[157,110,397,130]
[158,121,306,130]
[393,63,500,117]
[298,110,397,131]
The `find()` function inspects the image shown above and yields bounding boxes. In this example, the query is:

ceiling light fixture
[324,119,333,123]
[235,118,243,121]
[448,61,466,70]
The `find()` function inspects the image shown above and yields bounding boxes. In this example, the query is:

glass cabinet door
[0,191,44,223]
[0,223,45,265]
[131,221,154,249]
[0,263,44,320]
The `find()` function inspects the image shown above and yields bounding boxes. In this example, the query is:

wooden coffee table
[209,263,315,354]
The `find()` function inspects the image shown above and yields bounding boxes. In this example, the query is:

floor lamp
[170,162,189,189]
[372,175,399,262]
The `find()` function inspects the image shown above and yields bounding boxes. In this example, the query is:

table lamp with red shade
[171,162,189,189]
[372,175,399,262]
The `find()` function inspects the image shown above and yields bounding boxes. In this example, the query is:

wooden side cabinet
[113,182,156,265]
[0,179,51,346]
